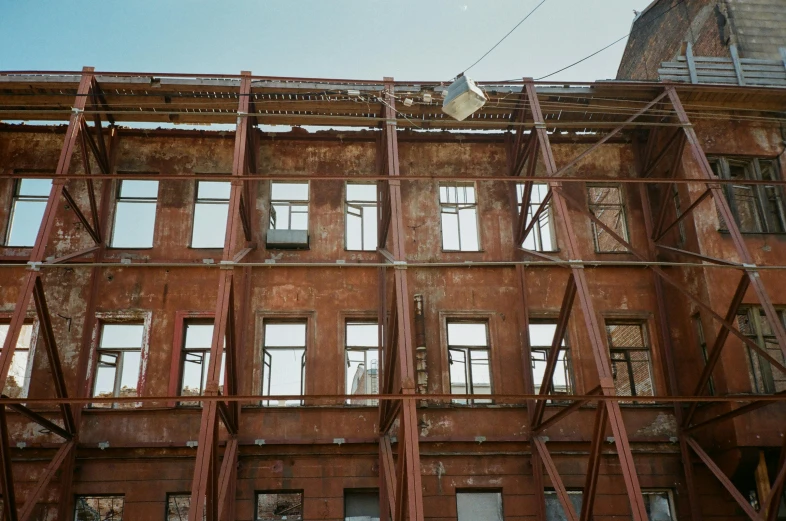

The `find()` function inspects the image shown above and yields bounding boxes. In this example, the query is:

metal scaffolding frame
[0,68,784,520]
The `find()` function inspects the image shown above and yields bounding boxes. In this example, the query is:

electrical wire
[461,0,548,75]
[530,0,689,81]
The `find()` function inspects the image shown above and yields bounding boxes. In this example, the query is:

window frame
[587,183,630,253]
[269,181,309,232]
[438,181,481,252]
[343,318,380,406]
[736,306,786,394]
[691,313,715,396]
[0,313,40,400]
[89,312,152,409]
[441,313,498,406]
[642,489,678,521]
[517,182,557,252]
[172,314,227,407]
[604,318,656,399]
[711,156,786,234]
[255,312,314,407]
[255,490,304,521]
[528,317,575,400]
[4,177,52,247]
[344,181,379,252]
[165,492,206,521]
[544,489,584,521]
[344,488,380,521]
[109,175,160,249]
[74,494,125,521]
[455,489,504,521]
[190,178,232,249]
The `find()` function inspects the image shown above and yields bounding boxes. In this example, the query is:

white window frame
[0,316,40,399]
[439,182,480,252]
[517,182,557,252]
[345,182,378,251]
[270,181,309,232]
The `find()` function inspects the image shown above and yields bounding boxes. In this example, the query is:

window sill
[440,249,486,254]
[717,229,786,236]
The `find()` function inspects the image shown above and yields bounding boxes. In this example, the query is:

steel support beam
[524,79,650,521]
[579,404,608,521]
[188,71,253,521]
[17,441,75,521]
[532,437,579,521]
[0,405,18,521]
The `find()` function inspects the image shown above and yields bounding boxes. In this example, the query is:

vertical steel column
[188,71,252,521]
[378,78,425,521]
[523,80,649,521]
[636,141,703,521]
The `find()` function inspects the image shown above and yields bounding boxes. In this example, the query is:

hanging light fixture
[442,74,486,121]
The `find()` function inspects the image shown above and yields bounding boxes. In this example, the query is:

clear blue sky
[0,0,654,82]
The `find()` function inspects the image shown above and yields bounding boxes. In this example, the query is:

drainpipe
[414,294,428,406]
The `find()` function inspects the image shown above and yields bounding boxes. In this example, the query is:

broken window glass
[256,491,303,521]
[439,182,480,251]
[5,178,51,247]
[606,322,654,398]
[166,494,206,521]
[345,322,379,406]
[110,179,158,248]
[345,183,378,251]
[529,322,573,399]
[270,182,309,231]
[344,489,380,521]
[737,307,786,394]
[456,491,503,521]
[74,495,124,521]
[262,322,306,406]
[191,180,231,248]
[517,183,556,251]
[179,322,226,406]
[447,321,491,404]
[692,314,715,396]
[711,157,785,233]
[587,185,629,253]
[92,323,144,408]
[544,490,583,521]
[643,490,676,521]
[0,323,34,399]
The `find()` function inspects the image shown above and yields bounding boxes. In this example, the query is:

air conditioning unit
[266,229,309,249]
[442,75,486,121]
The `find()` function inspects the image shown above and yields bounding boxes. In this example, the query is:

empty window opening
[180,321,226,406]
[92,323,144,408]
[587,185,629,253]
[0,323,35,399]
[606,322,654,398]
[345,489,380,521]
[345,183,378,251]
[256,491,303,521]
[191,180,231,248]
[111,179,158,248]
[447,321,491,404]
[456,491,503,521]
[262,322,306,406]
[692,314,715,396]
[345,322,379,406]
[643,490,676,521]
[517,183,556,251]
[5,178,51,247]
[74,496,124,521]
[270,182,309,231]
[167,494,205,521]
[439,182,480,251]
[529,321,573,399]
[712,157,785,233]
[671,185,687,245]
[737,307,786,394]
[544,490,583,521]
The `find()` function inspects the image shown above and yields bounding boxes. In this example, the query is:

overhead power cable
[461,0,548,75]
[530,0,689,81]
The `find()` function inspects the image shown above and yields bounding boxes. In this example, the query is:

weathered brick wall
[726,0,786,60]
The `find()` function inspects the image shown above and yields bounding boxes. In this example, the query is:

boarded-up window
[711,157,785,233]
[439,182,480,251]
[587,185,629,253]
[606,322,654,398]
[256,492,303,521]
[345,489,380,521]
[5,178,51,247]
[456,491,503,521]
[0,323,35,398]
[74,495,124,521]
[737,307,786,394]
[166,494,206,521]
[544,490,583,521]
